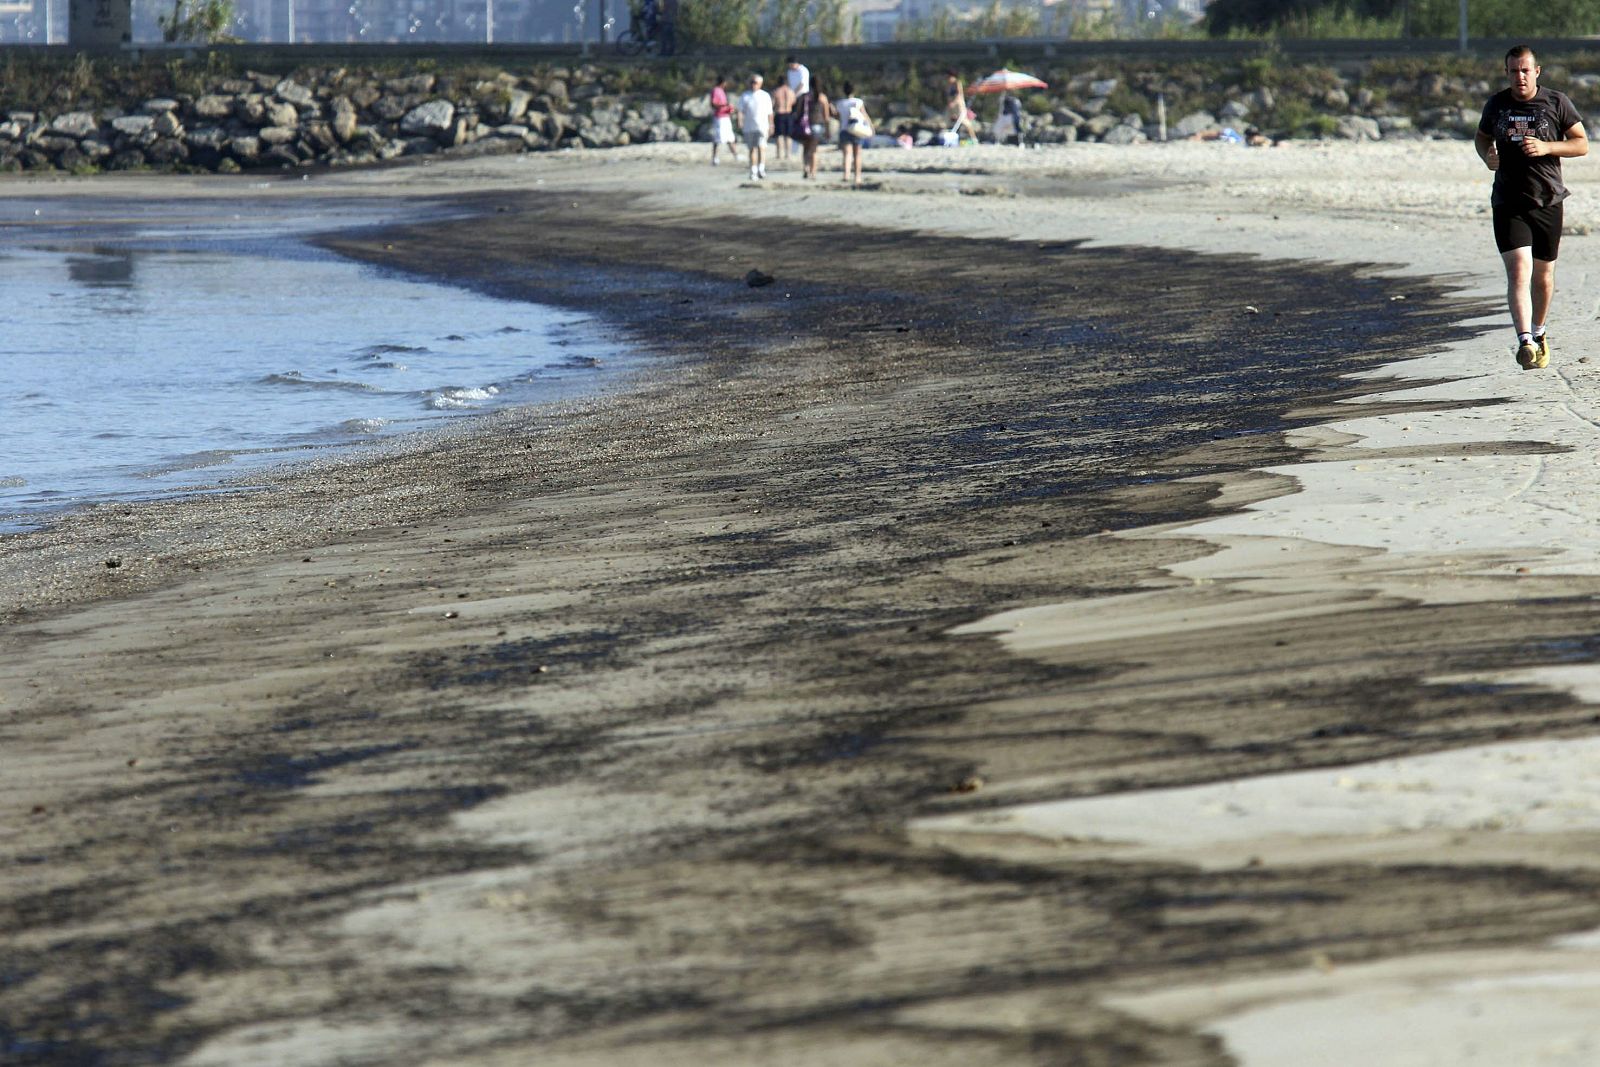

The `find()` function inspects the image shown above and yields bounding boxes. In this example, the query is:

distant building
[112,0,577,41]
[865,0,1200,40]
[856,0,898,41]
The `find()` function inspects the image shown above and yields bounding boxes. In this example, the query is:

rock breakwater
[0,65,692,174]
[3,53,1599,173]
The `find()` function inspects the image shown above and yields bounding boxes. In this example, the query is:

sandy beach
[6,139,1600,1065]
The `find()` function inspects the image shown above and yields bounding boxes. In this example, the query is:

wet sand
[6,142,1600,1065]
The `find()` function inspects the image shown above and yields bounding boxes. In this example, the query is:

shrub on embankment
[3,48,1600,174]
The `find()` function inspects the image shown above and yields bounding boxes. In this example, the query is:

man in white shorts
[709,73,736,166]
[737,73,774,181]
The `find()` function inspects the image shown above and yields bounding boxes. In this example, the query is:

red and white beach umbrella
[969,69,1049,95]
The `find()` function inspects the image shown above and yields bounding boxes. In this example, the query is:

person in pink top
[709,73,738,167]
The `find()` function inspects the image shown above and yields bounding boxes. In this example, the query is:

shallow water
[0,197,625,520]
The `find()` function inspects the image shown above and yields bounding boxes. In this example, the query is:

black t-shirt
[1478,86,1585,209]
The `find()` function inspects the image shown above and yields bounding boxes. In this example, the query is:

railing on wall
[5,35,1600,64]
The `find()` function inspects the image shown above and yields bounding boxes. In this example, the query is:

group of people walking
[708,57,873,185]
[701,45,1589,378]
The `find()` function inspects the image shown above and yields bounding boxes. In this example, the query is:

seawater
[0,198,624,520]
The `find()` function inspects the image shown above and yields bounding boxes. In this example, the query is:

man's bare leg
[1502,246,1535,338]
[1532,257,1556,331]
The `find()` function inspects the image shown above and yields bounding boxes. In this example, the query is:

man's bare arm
[1476,130,1499,170]
[1522,122,1589,158]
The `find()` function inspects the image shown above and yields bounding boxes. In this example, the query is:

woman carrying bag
[834,81,871,187]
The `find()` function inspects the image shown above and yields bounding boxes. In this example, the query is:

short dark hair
[843,80,855,95]
[786,55,798,64]
[1506,45,1537,66]
[715,72,725,84]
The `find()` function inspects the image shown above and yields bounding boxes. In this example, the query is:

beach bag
[846,110,873,140]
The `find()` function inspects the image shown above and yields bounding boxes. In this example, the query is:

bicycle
[613,7,661,56]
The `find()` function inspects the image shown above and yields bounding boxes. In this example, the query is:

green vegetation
[675,0,857,48]
[159,0,240,43]
[897,0,1043,41]
[1204,0,1600,37]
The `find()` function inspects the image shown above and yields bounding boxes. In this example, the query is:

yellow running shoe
[1517,340,1540,369]
[1535,332,1551,368]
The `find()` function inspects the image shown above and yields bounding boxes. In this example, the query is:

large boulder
[194,94,235,120]
[259,144,301,168]
[484,88,531,124]
[302,121,338,151]
[48,112,99,138]
[1172,110,1218,137]
[265,101,298,128]
[1335,114,1381,141]
[152,111,184,138]
[385,74,437,95]
[187,125,228,150]
[274,79,316,107]
[238,95,267,125]
[145,139,188,164]
[331,98,358,142]
[401,100,455,138]
[371,96,410,122]
[110,114,154,137]
[1084,114,1120,138]
[258,125,298,145]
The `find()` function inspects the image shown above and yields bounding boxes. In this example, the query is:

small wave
[425,385,500,410]
[556,355,603,369]
[0,475,26,488]
[440,333,467,342]
[139,450,237,477]
[339,418,389,434]
[260,372,379,393]
[364,360,408,371]
[494,326,525,335]
[361,343,428,357]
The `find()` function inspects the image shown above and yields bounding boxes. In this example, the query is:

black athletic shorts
[1493,201,1564,260]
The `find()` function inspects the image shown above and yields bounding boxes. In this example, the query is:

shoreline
[0,201,637,528]
[7,143,1600,1065]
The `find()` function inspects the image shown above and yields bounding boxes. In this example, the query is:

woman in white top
[832,81,869,187]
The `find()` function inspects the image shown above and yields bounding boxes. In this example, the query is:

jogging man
[1476,45,1588,370]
